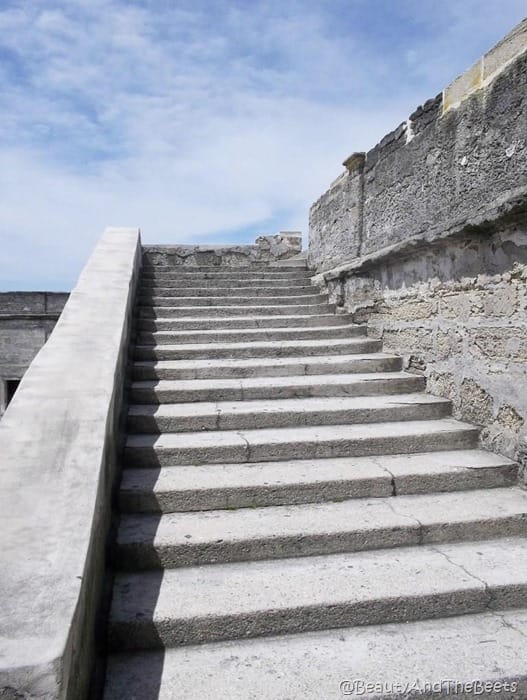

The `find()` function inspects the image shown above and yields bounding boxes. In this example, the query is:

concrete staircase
[103,259,527,699]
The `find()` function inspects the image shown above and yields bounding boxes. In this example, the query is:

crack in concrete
[489,610,527,640]
[237,432,252,462]
[371,457,398,497]
[430,545,495,608]
[384,499,424,544]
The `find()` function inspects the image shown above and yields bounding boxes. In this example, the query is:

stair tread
[134,352,399,371]
[104,608,527,699]
[109,537,527,638]
[140,322,362,338]
[120,449,517,496]
[117,486,527,554]
[135,336,379,352]
[126,417,476,450]
[131,370,419,391]
[128,392,450,417]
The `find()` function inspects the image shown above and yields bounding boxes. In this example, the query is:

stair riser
[137,326,366,345]
[116,515,527,571]
[134,339,382,361]
[109,585,520,650]
[129,376,425,404]
[118,462,518,513]
[124,428,479,467]
[132,356,403,380]
[138,295,328,307]
[140,287,317,298]
[137,303,335,318]
[136,315,352,331]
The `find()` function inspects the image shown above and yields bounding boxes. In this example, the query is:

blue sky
[1,0,526,290]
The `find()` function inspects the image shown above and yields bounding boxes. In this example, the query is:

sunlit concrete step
[119,450,518,513]
[127,393,451,433]
[138,293,328,307]
[141,264,308,273]
[132,353,403,380]
[140,285,318,298]
[108,537,527,649]
[137,302,335,318]
[103,608,527,700]
[140,277,312,289]
[130,372,425,404]
[134,337,382,361]
[137,313,352,332]
[124,418,479,467]
[116,487,527,570]
[141,272,312,283]
[137,323,366,346]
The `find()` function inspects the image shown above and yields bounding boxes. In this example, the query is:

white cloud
[0,0,525,289]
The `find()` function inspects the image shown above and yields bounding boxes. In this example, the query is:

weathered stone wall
[0,292,69,415]
[309,19,527,461]
[144,231,302,266]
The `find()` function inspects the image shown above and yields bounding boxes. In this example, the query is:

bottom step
[104,608,527,699]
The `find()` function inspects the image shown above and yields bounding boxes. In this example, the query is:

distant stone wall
[308,19,527,461]
[0,292,69,414]
[144,231,302,266]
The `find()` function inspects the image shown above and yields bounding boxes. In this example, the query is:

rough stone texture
[144,232,302,267]
[308,171,362,272]
[0,228,141,699]
[308,23,527,460]
[0,293,69,415]
[321,231,527,459]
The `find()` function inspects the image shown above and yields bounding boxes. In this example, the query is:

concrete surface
[125,418,479,467]
[103,609,527,699]
[115,487,527,569]
[108,537,527,648]
[0,228,141,699]
[119,449,517,513]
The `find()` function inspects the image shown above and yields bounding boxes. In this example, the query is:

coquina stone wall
[309,19,527,463]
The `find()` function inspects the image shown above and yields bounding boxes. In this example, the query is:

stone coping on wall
[0,227,142,699]
[444,17,527,113]
[311,191,527,286]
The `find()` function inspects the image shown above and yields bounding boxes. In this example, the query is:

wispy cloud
[1,0,525,289]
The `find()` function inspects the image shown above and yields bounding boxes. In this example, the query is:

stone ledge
[0,227,142,699]
[311,192,527,285]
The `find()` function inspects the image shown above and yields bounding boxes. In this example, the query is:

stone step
[107,537,527,649]
[137,323,366,346]
[137,313,352,331]
[124,418,479,467]
[140,277,312,288]
[134,337,382,361]
[132,353,403,380]
[127,393,451,434]
[130,372,425,404]
[141,264,308,273]
[103,608,527,700]
[141,273,312,284]
[119,450,518,514]
[140,286,319,298]
[137,302,335,318]
[137,293,328,307]
[116,487,527,570]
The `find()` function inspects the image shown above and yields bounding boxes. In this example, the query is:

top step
[142,264,308,274]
